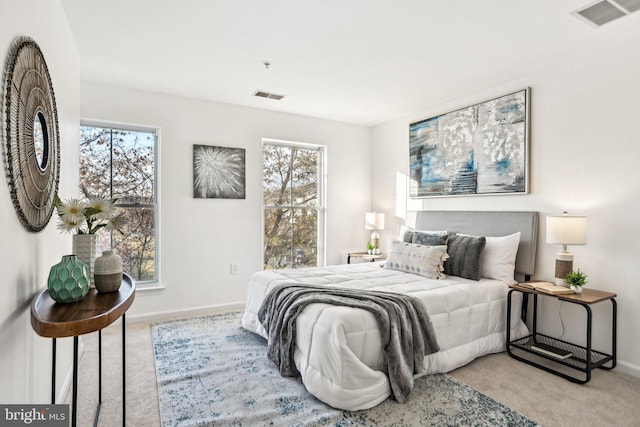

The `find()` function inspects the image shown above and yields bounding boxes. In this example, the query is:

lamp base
[554,251,573,287]
[370,231,380,252]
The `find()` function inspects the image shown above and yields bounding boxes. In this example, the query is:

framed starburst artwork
[193,144,246,199]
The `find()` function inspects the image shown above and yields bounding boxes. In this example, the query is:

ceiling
[60,0,640,126]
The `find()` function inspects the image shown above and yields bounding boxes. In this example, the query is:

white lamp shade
[365,212,385,230]
[546,215,587,245]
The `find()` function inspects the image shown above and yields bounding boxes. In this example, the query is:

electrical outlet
[230,263,238,275]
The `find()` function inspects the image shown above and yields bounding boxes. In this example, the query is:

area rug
[152,312,537,426]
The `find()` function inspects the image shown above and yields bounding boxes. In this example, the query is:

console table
[31,273,136,427]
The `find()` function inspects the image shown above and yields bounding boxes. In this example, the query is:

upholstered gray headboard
[414,211,538,277]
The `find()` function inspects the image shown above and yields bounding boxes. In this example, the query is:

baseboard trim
[125,302,246,324]
[615,360,640,378]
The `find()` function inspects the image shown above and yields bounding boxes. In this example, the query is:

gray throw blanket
[257,283,440,403]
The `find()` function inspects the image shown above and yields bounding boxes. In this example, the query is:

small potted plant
[366,241,375,255]
[565,270,587,294]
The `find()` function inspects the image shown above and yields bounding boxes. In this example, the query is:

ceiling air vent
[574,0,639,26]
[615,0,640,12]
[253,90,285,101]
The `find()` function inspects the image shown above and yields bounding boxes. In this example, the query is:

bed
[242,211,538,411]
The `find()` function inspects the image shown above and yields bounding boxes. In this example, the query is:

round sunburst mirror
[2,36,60,232]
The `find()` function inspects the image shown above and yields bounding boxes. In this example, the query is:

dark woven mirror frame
[2,36,60,232]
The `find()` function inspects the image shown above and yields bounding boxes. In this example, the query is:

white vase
[73,234,97,288]
[94,250,123,293]
[570,284,583,294]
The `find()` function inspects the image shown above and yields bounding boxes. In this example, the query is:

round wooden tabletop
[31,273,136,338]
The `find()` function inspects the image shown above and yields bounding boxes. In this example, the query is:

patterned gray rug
[152,312,537,426]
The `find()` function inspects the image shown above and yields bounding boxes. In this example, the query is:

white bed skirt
[242,262,529,410]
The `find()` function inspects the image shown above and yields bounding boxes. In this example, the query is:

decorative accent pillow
[479,232,521,285]
[443,233,486,281]
[384,240,449,279]
[399,225,415,243]
[412,230,449,246]
[399,225,448,244]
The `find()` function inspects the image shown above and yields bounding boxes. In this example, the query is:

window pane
[291,148,318,207]
[263,140,324,271]
[79,123,158,283]
[263,145,291,206]
[112,130,155,203]
[80,126,112,198]
[112,207,156,281]
[264,208,293,270]
[293,208,318,267]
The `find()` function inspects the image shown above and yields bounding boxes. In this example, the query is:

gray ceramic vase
[94,250,123,293]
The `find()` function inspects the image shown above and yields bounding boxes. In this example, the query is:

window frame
[80,119,161,287]
[262,138,327,269]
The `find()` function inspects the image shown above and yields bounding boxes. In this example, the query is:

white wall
[0,0,80,403]
[371,26,640,373]
[79,81,372,318]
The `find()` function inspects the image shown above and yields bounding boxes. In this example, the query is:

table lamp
[546,212,587,287]
[365,212,385,253]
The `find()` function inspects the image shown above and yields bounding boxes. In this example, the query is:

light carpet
[152,312,537,426]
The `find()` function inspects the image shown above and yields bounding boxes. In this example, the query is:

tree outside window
[263,141,325,270]
[79,124,158,283]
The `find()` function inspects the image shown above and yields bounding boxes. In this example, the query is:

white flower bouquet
[54,192,125,234]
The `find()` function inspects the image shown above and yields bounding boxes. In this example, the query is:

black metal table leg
[94,330,102,427]
[611,298,617,368]
[585,304,593,381]
[51,338,56,404]
[72,336,78,427]
[123,313,126,426]
[599,298,617,370]
[532,293,538,336]
[506,289,513,353]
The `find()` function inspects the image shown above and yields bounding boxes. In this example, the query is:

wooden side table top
[31,273,136,338]
[510,283,616,304]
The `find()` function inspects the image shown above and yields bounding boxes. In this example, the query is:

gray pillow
[401,229,414,243]
[412,231,449,246]
[444,233,486,280]
[400,225,448,244]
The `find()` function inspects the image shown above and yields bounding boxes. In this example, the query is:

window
[79,122,158,284]
[263,139,326,270]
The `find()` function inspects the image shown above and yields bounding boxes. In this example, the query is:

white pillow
[478,232,521,284]
[383,240,449,279]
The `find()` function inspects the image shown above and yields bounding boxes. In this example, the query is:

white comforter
[241,262,529,411]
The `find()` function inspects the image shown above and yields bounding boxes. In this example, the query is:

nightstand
[506,283,616,384]
[347,252,387,264]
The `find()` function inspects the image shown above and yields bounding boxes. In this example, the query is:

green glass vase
[47,255,90,303]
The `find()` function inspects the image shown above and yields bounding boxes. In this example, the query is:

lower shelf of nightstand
[508,333,614,382]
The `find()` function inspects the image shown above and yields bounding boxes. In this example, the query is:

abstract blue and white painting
[409,89,529,197]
